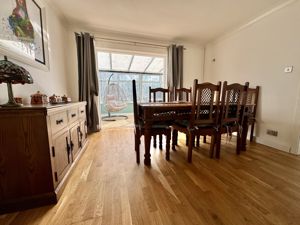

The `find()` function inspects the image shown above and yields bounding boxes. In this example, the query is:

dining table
[138,101,252,165]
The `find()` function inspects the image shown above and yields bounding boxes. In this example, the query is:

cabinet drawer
[50,111,68,134]
[68,108,79,125]
[79,106,86,119]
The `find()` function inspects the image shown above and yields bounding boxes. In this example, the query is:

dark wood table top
[138,101,192,122]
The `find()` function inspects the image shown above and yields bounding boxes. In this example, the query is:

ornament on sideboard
[49,94,71,104]
[62,95,72,103]
[49,94,60,104]
[0,56,33,107]
[31,91,48,105]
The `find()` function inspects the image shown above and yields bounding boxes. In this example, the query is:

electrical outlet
[266,129,278,137]
[284,66,293,73]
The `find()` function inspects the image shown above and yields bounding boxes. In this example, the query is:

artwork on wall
[0,0,49,70]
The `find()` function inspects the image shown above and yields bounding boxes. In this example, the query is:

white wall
[204,0,300,154]
[0,2,69,104]
[66,29,79,101]
[183,43,204,88]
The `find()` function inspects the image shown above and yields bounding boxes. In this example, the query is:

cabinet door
[70,124,80,161]
[52,130,71,184]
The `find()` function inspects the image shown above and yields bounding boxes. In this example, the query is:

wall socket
[266,129,278,137]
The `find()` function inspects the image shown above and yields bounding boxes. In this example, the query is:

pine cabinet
[0,102,88,214]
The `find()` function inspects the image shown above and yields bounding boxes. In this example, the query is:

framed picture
[0,0,49,70]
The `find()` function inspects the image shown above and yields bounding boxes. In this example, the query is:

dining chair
[173,87,200,147]
[215,81,249,158]
[149,86,171,149]
[149,87,170,102]
[175,87,191,102]
[172,80,222,162]
[173,87,208,148]
[173,87,191,147]
[133,80,171,163]
[246,86,259,142]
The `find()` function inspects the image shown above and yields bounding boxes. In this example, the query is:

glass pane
[117,82,130,101]
[111,53,132,71]
[99,71,114,81]
[129,74,140,81]
[100,82,107,103]
[142,83,150,102]
[98,52,110,70]
[146,57,164,73]
[110,73,120,82]
[129,56,152,72]
[142,74,161,82]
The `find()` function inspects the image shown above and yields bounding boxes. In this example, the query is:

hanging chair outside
[102,73,128,121]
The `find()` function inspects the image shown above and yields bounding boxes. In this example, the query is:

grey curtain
[167,44,184,100]
[75,32,100,133]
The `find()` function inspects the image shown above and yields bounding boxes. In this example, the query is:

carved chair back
[175,88,192,102]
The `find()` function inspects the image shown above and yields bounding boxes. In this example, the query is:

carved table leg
[166,129,171,160]
[144,125,152,166]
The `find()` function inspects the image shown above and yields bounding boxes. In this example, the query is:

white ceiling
[50,0,291,43]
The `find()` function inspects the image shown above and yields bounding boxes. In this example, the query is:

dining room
[1,0,300,224]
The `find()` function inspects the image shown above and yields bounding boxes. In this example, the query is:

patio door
[96,51,167,118]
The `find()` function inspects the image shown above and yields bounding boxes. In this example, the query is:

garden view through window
[97,51,166,115]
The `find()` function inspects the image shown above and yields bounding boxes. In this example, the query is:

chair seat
[136,119,171,138]
[173,119,189,127]
[173,120,216,129]
[222,121,238,127]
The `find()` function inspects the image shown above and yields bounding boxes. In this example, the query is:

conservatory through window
[97,51,166,114]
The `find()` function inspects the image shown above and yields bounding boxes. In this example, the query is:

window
[98,51,166,114]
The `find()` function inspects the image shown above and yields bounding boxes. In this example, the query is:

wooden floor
[1,128,300,225]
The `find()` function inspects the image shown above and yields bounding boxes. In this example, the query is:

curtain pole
[94,37,186,50]
[94,37,168,48]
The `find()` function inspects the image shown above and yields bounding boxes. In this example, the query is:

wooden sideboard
[0,102,88,214]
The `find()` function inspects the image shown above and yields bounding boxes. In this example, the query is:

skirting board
[255,137,293,154]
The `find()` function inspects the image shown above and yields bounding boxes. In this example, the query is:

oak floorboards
[1,128,300,225]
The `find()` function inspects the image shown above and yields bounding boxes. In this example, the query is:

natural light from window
[97,51,166,115]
